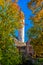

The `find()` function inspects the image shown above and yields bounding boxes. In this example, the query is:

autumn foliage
[28,0,43,57]
[0,0,22,65]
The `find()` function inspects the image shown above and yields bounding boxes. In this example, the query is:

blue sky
[12,0,33,42]
[17,0,33,42]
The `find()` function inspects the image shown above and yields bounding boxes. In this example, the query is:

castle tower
[18,12,24,42]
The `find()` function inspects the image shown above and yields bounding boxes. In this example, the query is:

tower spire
[18,12,24,42]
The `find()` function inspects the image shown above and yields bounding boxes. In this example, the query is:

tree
[0,0,22,65]
[27,0,43,57]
